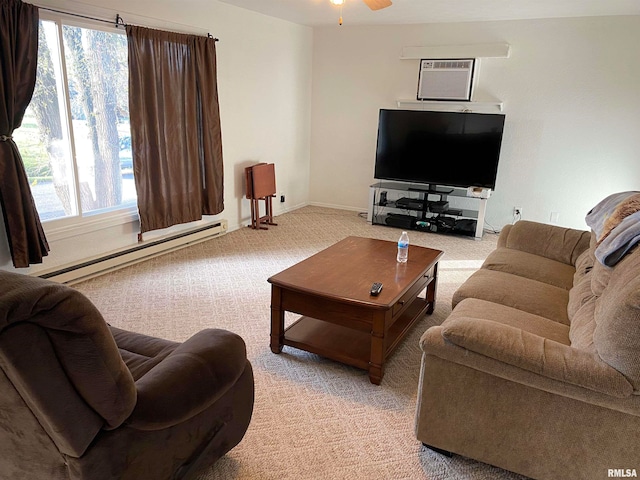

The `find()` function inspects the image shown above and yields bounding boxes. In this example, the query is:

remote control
[370,282,383,296]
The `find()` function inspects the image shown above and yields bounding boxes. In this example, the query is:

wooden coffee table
[268,236,443,384]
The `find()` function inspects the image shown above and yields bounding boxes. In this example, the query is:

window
[14,17,135,224]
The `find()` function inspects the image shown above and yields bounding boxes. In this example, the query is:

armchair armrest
[500,220,590,265]
[437,317,632,398]
[126,329,248,430]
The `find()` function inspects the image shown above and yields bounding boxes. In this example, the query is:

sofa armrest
[500,220,590,265]
[431,317,632,398]
[126,329,248,430]
[497,224,512,248]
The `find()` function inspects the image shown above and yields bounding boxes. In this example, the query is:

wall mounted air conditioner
[417,58,476,101]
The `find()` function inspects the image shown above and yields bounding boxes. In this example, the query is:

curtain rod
[37,6,219,41]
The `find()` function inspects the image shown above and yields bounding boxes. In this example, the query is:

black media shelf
[368,182,489,239]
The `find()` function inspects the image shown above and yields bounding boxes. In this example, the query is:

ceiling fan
[329,0,392,25]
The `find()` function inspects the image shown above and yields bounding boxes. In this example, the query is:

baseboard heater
[38,219,228,285]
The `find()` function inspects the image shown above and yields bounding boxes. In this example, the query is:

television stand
[368,182,488,239]
[407,185,454,195]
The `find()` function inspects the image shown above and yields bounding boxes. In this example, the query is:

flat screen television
[374,109,506,190]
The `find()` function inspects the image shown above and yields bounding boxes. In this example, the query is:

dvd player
[428,200,449,213]
[395,197,425,210]
[385,213,415,229]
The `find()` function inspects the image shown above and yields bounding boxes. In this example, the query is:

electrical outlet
[280,194,285,203]
[514,207,522,216]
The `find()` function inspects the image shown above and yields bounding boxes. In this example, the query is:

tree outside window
[14,19,135,222]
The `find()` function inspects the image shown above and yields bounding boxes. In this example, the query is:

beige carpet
[75,206,528,480]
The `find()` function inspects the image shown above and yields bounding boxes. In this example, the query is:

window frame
[33,11,138,242]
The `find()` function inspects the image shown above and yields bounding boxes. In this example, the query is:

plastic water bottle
[397,231,409,263]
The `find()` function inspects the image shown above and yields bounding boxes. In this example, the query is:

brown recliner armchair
[0,270,254,480]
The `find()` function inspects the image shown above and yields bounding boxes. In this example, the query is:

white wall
[5,10,640,273]
[2,0,312,273]
[309,16,640,230]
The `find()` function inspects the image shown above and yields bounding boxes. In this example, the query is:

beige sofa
[415,219,640,480]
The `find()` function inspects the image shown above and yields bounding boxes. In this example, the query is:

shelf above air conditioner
[400,43,510,60]
[396,97,504,113]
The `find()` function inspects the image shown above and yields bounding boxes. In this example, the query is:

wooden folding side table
[245,163,278,230]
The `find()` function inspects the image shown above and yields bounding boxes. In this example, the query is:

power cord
[483,220,501,235]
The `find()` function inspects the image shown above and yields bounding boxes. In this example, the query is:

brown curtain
[126,25,224,234]
[0,0,49,267]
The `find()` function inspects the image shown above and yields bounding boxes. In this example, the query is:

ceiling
[216,0,640,27]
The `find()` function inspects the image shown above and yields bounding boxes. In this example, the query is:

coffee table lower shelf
[283,297,429,373]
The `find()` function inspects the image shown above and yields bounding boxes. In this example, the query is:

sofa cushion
[594,245,640,391]
[591,260,613,297]
[502,220,590,266]
[573,244,595,286]
[111,326,177,380]
[439,316,632,397]
[567,274,595,321]
[568,297,597,352]
[453,269,570,325]
[450,298,570,345]
[482,247,576,290]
